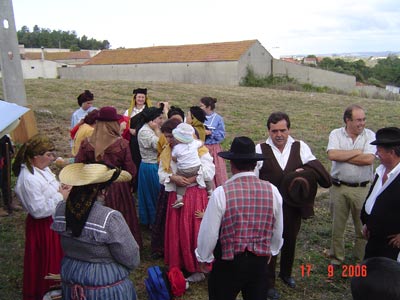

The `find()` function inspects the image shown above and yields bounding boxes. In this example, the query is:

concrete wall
[272,59,356,91]
[356,85,400,100]
[238,41,273,82]
[21,60,60,79]
[58,60,239,85]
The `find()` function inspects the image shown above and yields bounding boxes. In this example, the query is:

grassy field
[1,79,400,300]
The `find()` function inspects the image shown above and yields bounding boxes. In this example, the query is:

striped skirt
[206,143,228,187]
[61,256,136,300]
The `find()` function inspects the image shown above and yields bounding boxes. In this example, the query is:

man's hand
[388,233,400,248]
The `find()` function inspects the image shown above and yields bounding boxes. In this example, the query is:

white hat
[59,163,131,186]
[172,123,195,144]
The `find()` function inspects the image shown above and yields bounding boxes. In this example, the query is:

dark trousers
[208,251,270,300]
[267,204,302,287]
[364,237,400,261]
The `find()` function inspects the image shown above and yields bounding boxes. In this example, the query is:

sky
[11,0,400,57]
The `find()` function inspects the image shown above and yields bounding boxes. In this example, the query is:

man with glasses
[327,104,376,270]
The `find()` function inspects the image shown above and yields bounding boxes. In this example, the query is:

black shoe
[279,274,296,288]
[267,288,280,300]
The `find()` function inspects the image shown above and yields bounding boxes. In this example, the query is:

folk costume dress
[204,111,228,187]
[159,144,215,272]
[75,122,143,248]
[52,201,140,300]
[137,123,161,225]
[15,164,64,300]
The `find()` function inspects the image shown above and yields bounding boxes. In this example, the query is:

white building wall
[58,61,239,85]
[21,60,60,79]
[238,41,273,82]
[0,60,61,79]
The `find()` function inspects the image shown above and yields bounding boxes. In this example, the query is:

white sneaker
[172,201,184,208]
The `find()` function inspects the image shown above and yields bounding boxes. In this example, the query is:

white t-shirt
[171,139,203,169]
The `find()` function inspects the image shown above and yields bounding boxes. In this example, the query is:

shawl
[12,134,55,176]
[88,121,120,161]
[191,117,206,142]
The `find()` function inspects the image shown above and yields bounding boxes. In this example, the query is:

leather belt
[332,179,369,187]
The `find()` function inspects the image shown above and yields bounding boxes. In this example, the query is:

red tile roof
[23,51,92,60]
[85,40,258,65]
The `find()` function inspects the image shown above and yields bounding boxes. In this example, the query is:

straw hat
[59,163,131,186]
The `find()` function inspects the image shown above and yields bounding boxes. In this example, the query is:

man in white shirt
[255,111,320,300]
[327,104,375,268]
[196,136,283,300]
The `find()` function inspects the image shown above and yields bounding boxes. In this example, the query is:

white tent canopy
[0,100,30,137]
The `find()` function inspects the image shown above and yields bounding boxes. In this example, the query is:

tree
[16,25,110,50]
[371,55,400,86]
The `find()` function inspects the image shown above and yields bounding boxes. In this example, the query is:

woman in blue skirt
[137,106,164,225]
[52,163,140,300]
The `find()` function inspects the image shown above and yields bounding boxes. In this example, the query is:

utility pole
[0,0,37,142]
[0,0,27,105]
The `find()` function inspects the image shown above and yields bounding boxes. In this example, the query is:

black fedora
[218,136,265,161]
[370,127,400,146]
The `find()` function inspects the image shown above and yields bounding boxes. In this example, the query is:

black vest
[361,173,400,239]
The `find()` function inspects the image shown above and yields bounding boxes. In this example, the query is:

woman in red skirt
[13,134,71,300]
[158,119,215,279]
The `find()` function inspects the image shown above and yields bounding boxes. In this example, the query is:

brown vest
[259,141,302,193]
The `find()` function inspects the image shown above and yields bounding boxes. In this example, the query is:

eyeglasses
[351,118,366,123]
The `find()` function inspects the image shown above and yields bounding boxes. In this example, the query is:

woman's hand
[170,174,191,187]
[148,120,161,136]
[195,210,205,218]
[59,184,72,200]
[388,233,400,248]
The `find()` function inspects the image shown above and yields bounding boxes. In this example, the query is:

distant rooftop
[85,40,259,65]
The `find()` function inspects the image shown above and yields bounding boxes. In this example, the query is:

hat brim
[370,139,400,145]
[59,163,132,186]
[218,151,266,161]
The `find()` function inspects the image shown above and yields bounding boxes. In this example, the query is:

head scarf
[88,120,120,161]
[12,134,55,176]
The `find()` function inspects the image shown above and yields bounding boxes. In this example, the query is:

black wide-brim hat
[218,136,265,161]
[370,127,400,146]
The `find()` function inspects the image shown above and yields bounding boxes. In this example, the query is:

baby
[171,123,213,208]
